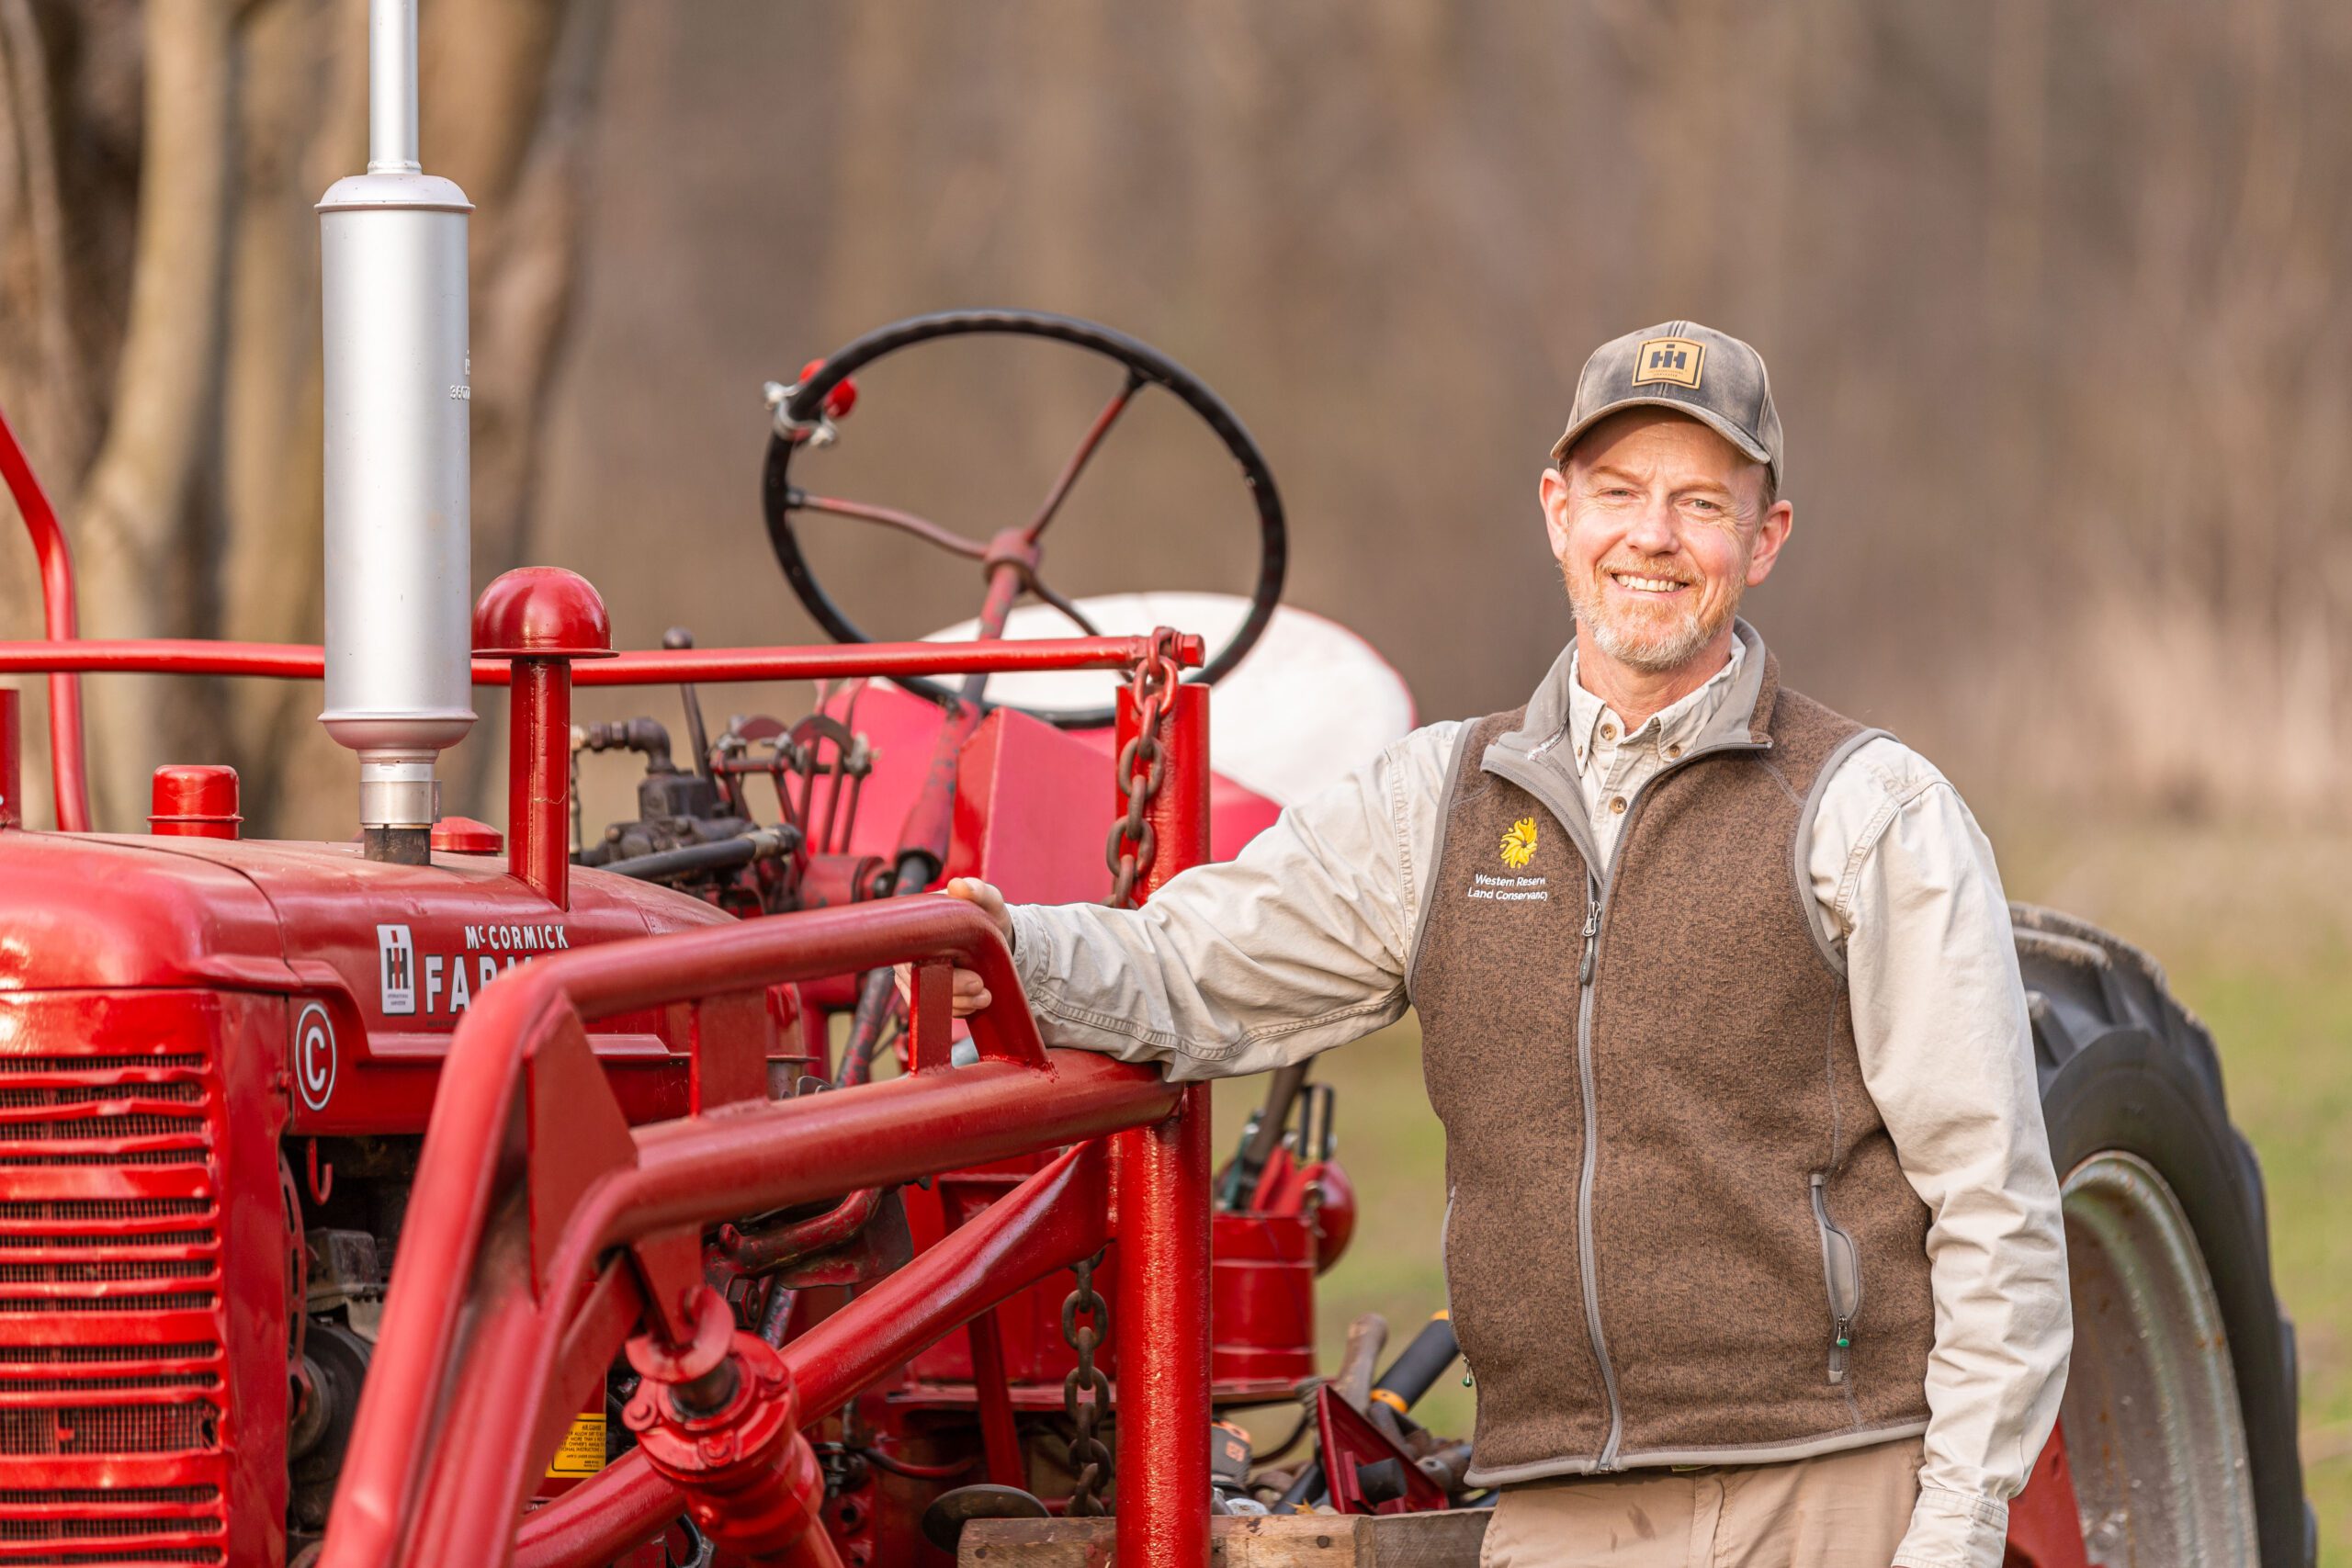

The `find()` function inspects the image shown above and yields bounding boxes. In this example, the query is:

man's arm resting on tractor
[944,721,1464,1082]
[1818,740,2072,1568]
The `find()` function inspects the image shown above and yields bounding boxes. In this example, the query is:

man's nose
[1623,496,1679,553]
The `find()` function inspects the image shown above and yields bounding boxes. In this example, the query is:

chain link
[1064,631,1182,1514]
[1061,1251,1114,1515]
[1103,630,1183,910]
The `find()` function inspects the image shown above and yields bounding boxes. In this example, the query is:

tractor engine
[0,799,764,1562]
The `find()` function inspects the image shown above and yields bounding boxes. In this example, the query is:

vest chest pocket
[1810,1173,1863,1385]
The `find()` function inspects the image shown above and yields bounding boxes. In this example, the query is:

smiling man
[941,321,2070,1568]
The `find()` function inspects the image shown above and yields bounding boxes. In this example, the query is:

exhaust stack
[318,0,474,863]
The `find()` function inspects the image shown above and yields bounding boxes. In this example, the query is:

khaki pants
[1480,1437,1925,1568]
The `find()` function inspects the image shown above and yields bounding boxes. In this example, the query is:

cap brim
[1549,397,1773,473]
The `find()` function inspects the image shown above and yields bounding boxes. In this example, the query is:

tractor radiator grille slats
[0,1200,212,1220]
[0,1294,215,1315]
[0,1231,217,1252]
[0,1551,220,1561]
[0,1373,220,1394]
[0,1404,217,1455]
[0,1345,214,1367]
[0,1022,233,1564]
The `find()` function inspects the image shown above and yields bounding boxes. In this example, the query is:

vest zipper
[1483,733,1770,1476]
[1811,1172,1864,1386]
[1572,886,1621,1469]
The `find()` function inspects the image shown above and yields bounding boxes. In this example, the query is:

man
[937,321,2070,1568]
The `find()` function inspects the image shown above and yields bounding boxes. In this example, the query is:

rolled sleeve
[1815,743,2071,1568]
[1007,721,1460,1080]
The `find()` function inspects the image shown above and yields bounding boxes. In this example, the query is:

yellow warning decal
[546,1412,607,1477]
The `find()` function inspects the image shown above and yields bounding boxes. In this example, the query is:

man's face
[1539,410,1792,675]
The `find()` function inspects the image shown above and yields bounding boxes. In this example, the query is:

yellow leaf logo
[1499,817,1538,868]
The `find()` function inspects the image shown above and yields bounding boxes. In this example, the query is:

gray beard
[1561,565,1737,675]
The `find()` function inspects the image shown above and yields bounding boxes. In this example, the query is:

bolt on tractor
[0,6,2316,1567]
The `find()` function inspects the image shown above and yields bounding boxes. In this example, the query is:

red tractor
[0,8,2314,1566]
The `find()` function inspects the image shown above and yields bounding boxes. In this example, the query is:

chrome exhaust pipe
[318,0,475,862]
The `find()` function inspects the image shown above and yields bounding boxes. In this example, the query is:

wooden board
[959,1510,1491,1568]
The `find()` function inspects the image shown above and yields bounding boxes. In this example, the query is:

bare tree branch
[72,0,234,823]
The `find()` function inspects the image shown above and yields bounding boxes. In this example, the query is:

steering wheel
[761,310,1286,730]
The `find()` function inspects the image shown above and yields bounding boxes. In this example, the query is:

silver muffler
[318,0,474,862]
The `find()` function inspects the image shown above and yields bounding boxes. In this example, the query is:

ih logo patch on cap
[1631,336,1706,389]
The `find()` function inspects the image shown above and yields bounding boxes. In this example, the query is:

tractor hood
[0,828,729,1005]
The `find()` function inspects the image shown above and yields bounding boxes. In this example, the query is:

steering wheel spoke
[1025,576,1102,637]
[763,310,1286,728]
[1022,370,1148,546]
[789,492,989,561]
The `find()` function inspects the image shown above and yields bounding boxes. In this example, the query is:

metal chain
[1065,632,1181,1513]
[1103,630,1183,909]
[1061,1251,1114,1515]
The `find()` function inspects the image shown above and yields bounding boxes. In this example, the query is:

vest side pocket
[1811,1173,1863,1385]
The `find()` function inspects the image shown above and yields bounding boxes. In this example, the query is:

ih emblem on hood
[1499,818,1539,868]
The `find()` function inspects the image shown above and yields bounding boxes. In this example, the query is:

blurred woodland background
[3,0,2350,1551]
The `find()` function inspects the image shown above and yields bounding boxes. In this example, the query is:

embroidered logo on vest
[1499,817,1539,868]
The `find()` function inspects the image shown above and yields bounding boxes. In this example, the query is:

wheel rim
[2060,1150,2259,1565]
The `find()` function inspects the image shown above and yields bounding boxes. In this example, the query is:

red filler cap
[150,765,241,840]
[471,567,617,660]
[799,357,857,421]
[430,816,504,854]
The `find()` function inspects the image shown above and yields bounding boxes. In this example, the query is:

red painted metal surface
[0,988,288,1565]
[1312,1384,1451,1516]
[1,517,1250,1565]
[2002,1422,2091,1568]
[0,830,746,1136]
[474,567,617,661]
[148,763,242,839]
[0,400,90,830]
[514,1142,1116,1568]
[0,634,1201,684]
[1,686,17,828]
[1112,678,1214,1567]
[1207,1212,1318,1386]
[508,660,575,907]
[319,898,1177,1568]
[621,1325,843,1568]
[0,631,1200,832]
[475,570,608,908]
[430,814,504,853]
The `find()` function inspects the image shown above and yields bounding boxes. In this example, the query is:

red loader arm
[318,896,1196,1568]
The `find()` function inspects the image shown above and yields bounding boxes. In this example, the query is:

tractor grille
[0,1005,233,1566]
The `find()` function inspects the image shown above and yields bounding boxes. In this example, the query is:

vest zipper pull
[1829,1319,1852,1385]
[1578,899,1600,985]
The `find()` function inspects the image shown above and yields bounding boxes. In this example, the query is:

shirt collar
[1493,617,1773,763]
[1565,635,1747,771]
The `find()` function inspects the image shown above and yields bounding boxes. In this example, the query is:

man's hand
[900,877,1012,1018]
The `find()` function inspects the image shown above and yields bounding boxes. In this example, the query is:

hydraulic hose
[594,829,788,884]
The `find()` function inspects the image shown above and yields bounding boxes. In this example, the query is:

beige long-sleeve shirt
[1007,621,2069,1568]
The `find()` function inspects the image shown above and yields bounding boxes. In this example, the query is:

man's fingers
[943,876,1013,942]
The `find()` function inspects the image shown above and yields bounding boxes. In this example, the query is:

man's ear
[1745,497,1794,587]
[1540,467,1574,559]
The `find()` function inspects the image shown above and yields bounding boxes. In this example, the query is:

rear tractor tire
[2016,904,2314,1568]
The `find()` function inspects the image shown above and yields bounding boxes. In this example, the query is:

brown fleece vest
[1408,657,1935,1484]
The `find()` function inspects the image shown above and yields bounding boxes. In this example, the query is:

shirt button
[1666,743,1683,760]
[1600,723,1618,741]
[1609,795,1627,814]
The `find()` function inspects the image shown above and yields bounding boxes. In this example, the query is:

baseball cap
[1549,321,1784,489]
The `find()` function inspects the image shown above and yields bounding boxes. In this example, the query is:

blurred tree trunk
[0,0,608,832]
